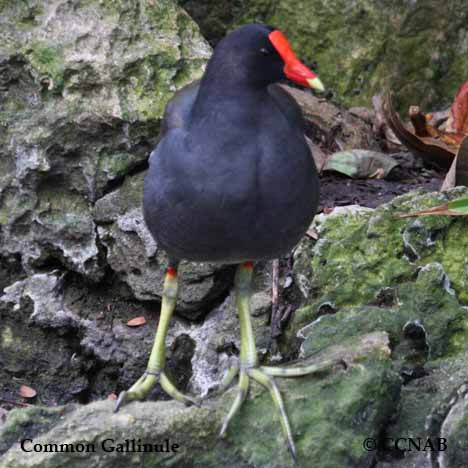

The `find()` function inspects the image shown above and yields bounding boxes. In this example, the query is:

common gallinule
[115,23,327,457]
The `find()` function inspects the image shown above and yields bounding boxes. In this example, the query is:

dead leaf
[394,197,468,218]
[306,226,319,240]
[19,385,37,399]
[383,92,455,169]
[107,393,117,400]
[384,83,468,169]
[323,207,334,214]
[323,150,398,179]
[127,316,147,327]
[441,136,468,190]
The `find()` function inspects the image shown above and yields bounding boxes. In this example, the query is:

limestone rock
[292,187,468,467]
[0,331,398,468]
[0,0,210,280]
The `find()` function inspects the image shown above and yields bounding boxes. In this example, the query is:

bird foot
[218,359,340,460]
[114,369,200,412]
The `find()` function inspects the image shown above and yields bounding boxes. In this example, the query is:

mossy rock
[0,332,399,468]
[290,187,468,466]
[0,0,210,279]
[229,0,468,111]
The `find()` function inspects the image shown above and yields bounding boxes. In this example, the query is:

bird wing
[148,80,200,165]
[159,80,201,138]
[267,83,307,132]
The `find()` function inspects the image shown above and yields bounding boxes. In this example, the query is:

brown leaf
[383,92,455,169]
[127,316,147,327]
[107,393,117,400]
[323,207,334,214]
[19,385,37,399]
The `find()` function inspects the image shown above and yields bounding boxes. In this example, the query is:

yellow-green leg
[114,264,198,411]
[219,261,338,460]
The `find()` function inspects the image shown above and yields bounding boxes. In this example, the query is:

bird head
[210,24,324,92]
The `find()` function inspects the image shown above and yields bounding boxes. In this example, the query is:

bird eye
[259,47,270,56]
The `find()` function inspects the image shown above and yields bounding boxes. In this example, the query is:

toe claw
[219,422,228,438]
[290,443,297,463]
[114,391,127,413]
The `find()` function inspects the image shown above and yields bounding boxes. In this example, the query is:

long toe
[113,370,197,411]
[160,372,201,407]
[248,368,296,459]
[219,370,249,437]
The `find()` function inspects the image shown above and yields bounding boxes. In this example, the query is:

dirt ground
[319,167,443,210]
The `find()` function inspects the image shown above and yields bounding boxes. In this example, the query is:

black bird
[116,23,327,458]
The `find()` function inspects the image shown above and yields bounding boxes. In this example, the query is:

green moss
[99,152,136,179]
[22,40,65,91]
[118,57,177,121]
[427,216,468,302]
[111,1,207,122]
[297,190,468,318]
[292,189,468,365]
[232,0,468,110]
[224,346,399,467]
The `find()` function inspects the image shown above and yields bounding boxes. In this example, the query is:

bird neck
[191,74,268,124]
[191,45,272,119]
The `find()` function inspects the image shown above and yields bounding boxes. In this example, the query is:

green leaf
[447,197,468,213]
[322,150,398,179]
[394,197,468,218]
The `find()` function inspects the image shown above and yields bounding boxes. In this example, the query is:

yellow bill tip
[307,76,325,92]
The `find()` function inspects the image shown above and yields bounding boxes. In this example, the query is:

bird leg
[219,261,337,459]
[114,264,198,412]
